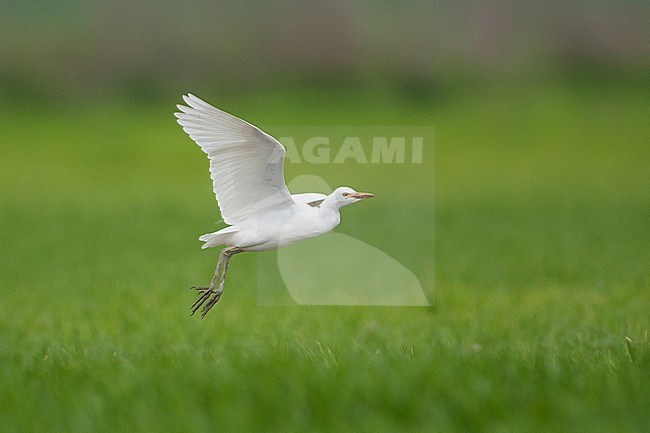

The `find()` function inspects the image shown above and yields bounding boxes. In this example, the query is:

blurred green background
[1,1,649,432]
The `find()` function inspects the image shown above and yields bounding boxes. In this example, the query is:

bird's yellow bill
[349,192,374,199]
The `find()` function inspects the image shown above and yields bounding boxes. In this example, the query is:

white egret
[175,94,374,317]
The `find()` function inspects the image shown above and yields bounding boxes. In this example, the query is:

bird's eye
[342,192,350,197]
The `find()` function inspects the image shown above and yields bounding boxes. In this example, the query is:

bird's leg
[189,250,226,315]
[190,247,241,317]
[200,247,241,317]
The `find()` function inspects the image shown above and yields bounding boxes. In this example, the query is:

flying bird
[175,94,374,317]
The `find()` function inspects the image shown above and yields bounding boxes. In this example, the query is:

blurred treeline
[1,0,648,104]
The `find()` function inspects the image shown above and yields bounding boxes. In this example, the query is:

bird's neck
[321,195,344,212]
[319,199,342,224]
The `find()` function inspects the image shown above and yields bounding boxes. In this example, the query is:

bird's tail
[199,226,237,249]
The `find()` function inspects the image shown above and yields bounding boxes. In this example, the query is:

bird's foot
[190,286,222,318]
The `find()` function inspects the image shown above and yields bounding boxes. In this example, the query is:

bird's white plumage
[175,94,295,225]
[291,193,327,206]
[176,94,375,316]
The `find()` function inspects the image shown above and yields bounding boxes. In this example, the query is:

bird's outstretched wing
[175,94,295,225]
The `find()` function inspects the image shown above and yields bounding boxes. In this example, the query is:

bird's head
[329,186,375,208]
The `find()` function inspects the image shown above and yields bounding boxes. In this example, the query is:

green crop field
[1,81,648,432]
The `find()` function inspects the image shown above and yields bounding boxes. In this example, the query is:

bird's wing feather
[291,193,327,205]
[307,200,325,208]
[175,94,296,225]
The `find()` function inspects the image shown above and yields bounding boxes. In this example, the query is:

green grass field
[1,81,648,432]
